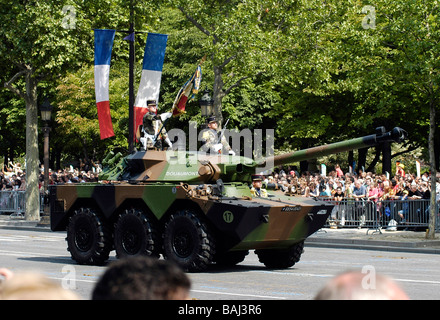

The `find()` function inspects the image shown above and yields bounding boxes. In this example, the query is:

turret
[99,126,407,183]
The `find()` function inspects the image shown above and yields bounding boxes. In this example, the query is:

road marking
[191,289,287,300]
[0,234,64,242]
[0,237,23,242]
[250,270,440,286]
[0,249,68,258]
[394,278,440,285]
[48,276,98,284]
[251,270,333,278]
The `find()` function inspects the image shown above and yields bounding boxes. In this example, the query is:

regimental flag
[171,56,205,117]
[94,29,116,140]
[133,33,168,137]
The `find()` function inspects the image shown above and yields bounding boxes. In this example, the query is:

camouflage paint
[141,184,177,219]
[227,197,329,250]
[50,127,407,264]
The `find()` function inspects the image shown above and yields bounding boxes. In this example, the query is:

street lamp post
[199,88,214,119]
[39,99,53,220]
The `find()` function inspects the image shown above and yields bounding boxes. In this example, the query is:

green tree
[380,0,440,238]
[56,64,129,162]
[0,0,157,219]
[0,91,26,165]
[168,0,271,125]
[0,0,92,220]
[258,1,428,172]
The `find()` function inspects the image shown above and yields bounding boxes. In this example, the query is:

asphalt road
[0,227,439,300]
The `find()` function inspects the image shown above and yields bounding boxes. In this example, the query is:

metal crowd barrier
[379,199,437,230]
[318,197,440,232]
[1,190,438,231]
[0,190,44,216]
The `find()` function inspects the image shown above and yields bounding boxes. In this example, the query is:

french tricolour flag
[134,33,168,135]
[94,29,116,140]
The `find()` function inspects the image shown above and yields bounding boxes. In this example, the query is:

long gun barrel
[260,126,407,168]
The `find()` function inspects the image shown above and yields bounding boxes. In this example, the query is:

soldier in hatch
[140,100,173,150]
[200,116,234,155]
[250,175,268,198]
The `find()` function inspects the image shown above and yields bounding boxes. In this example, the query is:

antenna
[128,0,135,153]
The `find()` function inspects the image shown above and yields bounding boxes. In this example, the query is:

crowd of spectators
[2,159,440,202]
[260,163,440,228]
[0,163,26,192]
[1,159,102,192]
[263,163,440,202]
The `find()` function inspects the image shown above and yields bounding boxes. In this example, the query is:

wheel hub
[122,229,140,255]
[173,231,192,258]
[75,226,92,252]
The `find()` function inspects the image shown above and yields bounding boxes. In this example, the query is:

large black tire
[163,210,215,272]
[114,208,160,259]
[255,241,304,269]
[67,208,112,265]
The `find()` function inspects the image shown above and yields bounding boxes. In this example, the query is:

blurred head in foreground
[0,271,80,300]
[92,256,191,300]
[315,270,409,300]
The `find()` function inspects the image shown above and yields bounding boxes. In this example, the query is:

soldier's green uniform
[140,100,172,150]
[250,174,268,198]
[200,116,233,155]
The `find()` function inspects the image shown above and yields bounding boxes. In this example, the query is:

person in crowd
[419,182,430,199]
[331,186,346,227]
[351,180,367,226]
[17,177,25,191]
[381,180,394,200]
[334,186,344,202]
[318,182,330,197]
[352,180,367,200]
[304,181,318,197]
[407,183,423,199]
[396,163,405,177]
[367,181,380,202]
[335,164,344,178]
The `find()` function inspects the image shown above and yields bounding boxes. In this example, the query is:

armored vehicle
[49,127,406,272]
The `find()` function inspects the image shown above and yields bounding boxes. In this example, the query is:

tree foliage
[56,63,129,162]
[0,0,439,176]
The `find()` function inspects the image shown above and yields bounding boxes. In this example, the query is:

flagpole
[153,57,206,144]
[128,0,135,153]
